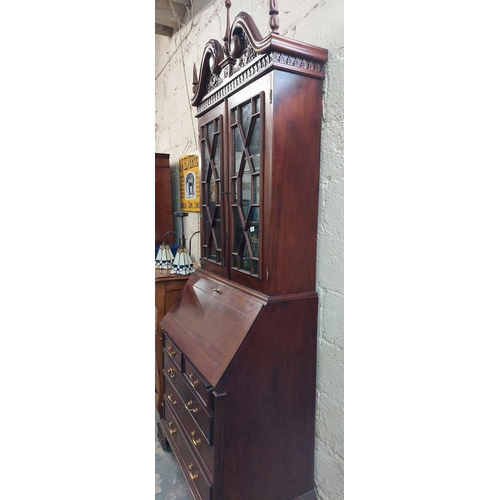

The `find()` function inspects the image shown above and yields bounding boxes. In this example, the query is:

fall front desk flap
[159,271,264,389]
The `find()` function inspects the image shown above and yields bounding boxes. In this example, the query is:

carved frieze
[207,73,223,94]
[196,50,325,114]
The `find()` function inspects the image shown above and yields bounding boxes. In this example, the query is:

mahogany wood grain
[160,270,263,389]
[216,295,318,500]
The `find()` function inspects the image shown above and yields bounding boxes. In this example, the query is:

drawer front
[163,401,213,500]
[184,358,213,409]
[182,395,212,445]
[164,378,215,475]
[162,331,182,371]
[164,354,213,443]
[163,353,181,386]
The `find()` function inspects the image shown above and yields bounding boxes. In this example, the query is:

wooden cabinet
[155,269,189,412]
[155,153,174,245]
[157,3,327,499]
[198,68,324,296]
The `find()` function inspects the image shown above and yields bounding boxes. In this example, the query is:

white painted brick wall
[155,1,343,497]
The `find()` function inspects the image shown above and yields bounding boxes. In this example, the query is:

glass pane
[250,153,260,174]
[209,237,216,260]
[241,163,251,219]
[254,95,260,113]
[241,244,251,272]
[204,208,211,249]
[213,135,220,179]
[248,208,259,258]
[233,206,243,254]
[232,178,238,203]
[233,126,243,176]
[252,175,260,205]
[206,122,213,148]
[202,141,210,179]
[241,101,251,139]
[209,175,216,214]
[214,206,222,253]
[251,259,258,275]
[248,117,260,172]
[231,108,236,125]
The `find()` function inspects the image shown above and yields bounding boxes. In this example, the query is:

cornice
[191,7,328,110]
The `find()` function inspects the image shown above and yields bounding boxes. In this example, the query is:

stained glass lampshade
[170,247,195,275]
[155,231,181,270]
[155,243,175,269]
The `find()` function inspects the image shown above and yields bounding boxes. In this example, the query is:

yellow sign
[179,153,201,212]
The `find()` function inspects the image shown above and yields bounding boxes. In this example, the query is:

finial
[192,63,199,94]
[269,0,279,33]
[223,0,232,55]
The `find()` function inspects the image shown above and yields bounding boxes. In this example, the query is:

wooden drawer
[163,399,213,500]
[163,354,181,385]
[184,358,213,409]
[162,331,183,371]
[164,377,215,475]
[164,353,213,442]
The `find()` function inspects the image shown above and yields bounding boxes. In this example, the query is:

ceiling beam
[155,0,191,36]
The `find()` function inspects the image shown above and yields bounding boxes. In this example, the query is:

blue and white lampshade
[155,243,175,269]
[170,247,195,275]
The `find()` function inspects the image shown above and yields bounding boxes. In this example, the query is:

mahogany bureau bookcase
[157,2,328,499]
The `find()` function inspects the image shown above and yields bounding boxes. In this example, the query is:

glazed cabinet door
[199,104,227,279]
[226,80,268,292]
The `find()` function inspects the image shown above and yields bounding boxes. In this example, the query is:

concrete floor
[155,410,192,500]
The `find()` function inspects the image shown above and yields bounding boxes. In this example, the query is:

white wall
[155,0,344,497]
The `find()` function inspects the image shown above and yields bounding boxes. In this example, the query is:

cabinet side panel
[218,296,318,500]
[268,72,324,295]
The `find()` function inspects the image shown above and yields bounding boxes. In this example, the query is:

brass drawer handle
[191,430,201,446]
[167,394,177,405]
[167,421,177,435]
[184,400,198,413]
[213,287,220,294]
[167,345,177,357]
[188,463,198,480]
[188,372,199,388]
[167,368,176,379]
